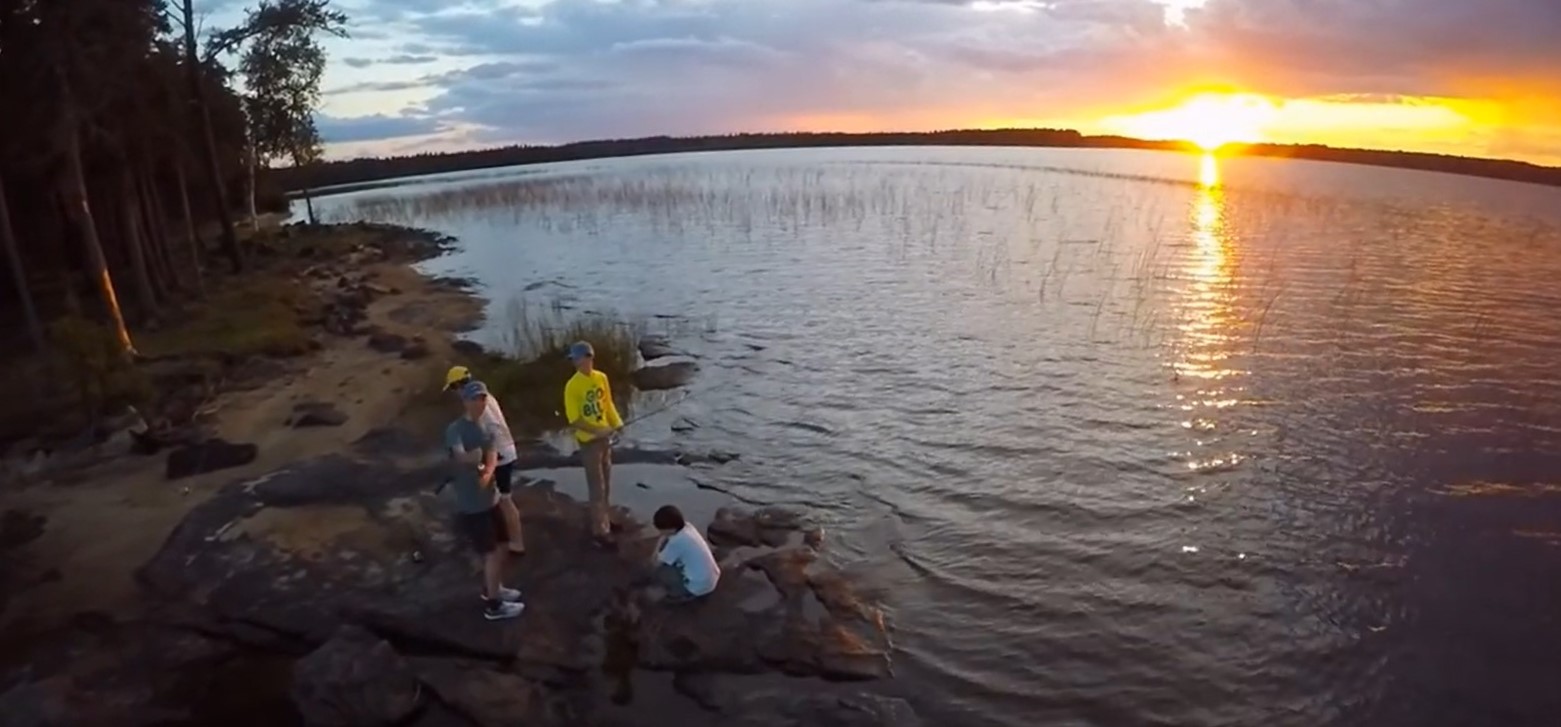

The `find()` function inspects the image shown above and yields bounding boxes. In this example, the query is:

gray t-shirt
[445,417,498,514]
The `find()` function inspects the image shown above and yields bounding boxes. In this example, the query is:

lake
[311,146,1561,726]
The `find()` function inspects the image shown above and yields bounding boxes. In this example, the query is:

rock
[412,658,569,727]
[137,455,894,720]
[0,681,62,727]
[450,340,486,357]
[367,332,408,354]
[726,690,921,727]
[399,342,430,360]
[0,621,239,727]
[671,672,722,712]
[288,402,348,428]
[352,427,429,458]
[164,439,258,480]
[708,450,740,464]
[0,509,46,551]
[290,625,421,727]
[637,337,686,361]
[630,361,697,391]
[670,417,698,433]
[708,508,763,548]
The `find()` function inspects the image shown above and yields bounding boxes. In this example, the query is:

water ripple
[317,147,1561,727]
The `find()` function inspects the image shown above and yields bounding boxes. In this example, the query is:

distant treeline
[269,128,1561,192]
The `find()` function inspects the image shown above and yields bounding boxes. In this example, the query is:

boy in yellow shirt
[563,341,624,547]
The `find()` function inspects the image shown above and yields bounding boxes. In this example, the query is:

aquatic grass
[461,297,645,434]
[326,157,1561,371]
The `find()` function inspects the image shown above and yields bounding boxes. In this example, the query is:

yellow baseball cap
[443,365,471,391]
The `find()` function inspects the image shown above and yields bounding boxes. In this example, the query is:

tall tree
[180,0,246,273]
[217,0,345,225]
[0,173,44,352]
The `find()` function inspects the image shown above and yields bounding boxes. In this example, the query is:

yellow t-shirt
[563,370,623,443]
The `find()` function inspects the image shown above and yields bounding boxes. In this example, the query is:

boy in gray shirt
[446,380,524,620]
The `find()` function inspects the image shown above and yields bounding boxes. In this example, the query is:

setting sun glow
[1103,93,1278,150]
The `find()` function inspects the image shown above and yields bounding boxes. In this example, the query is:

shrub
[48,316,152,422]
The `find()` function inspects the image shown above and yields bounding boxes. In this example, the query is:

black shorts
[493,462,515,494]
[457,505,510,554]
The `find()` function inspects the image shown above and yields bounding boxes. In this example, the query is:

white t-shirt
[658,524,721,596]
[481,396,518,465]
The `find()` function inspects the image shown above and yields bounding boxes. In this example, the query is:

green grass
[136,280,313,360]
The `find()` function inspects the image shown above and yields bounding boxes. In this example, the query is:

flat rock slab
[133,455,900,721]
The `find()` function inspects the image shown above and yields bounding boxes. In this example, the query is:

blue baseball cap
[459,380,489,401]
[567,341,595,360]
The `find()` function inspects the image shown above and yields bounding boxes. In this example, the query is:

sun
[1103,92,1278,150]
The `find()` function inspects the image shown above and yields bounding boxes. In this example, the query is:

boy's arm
[602,375,625,429]
[478,444,498,487]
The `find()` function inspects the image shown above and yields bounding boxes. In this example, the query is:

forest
[0,0,343,361]
[271,128,1561,194]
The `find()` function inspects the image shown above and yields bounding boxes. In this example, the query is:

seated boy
[649,505,720,603]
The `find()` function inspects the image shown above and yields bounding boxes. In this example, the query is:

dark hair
[652,505,685,531]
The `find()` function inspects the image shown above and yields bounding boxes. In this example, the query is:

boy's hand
[478,465,494,488]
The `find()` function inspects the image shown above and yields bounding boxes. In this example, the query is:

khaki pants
[580,439,613,536]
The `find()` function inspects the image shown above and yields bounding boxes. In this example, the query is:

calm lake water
[312,147,1561,727]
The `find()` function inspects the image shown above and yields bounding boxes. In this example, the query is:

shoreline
[0,222,911,726]
[0,222,481,640]
[276,131,1561,196]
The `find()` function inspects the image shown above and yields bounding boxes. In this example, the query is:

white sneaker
[483,600,525,621]
[479,586,523,603]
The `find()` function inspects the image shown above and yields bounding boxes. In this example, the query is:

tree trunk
[61,124,135,355]
[120,171,160,317]
[248,141,260,231]
[173,163,204,295]
[0,173,46,352]
[183,0,243,273]
[48,195,85,317]
[139,169,181,294]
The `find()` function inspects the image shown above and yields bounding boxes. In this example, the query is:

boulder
[288,402,348,428]
[366,333,408,354]
[164,439,258,480]
[290,625,421,727]
[411,658,569,727]
[399,342,430,361]
[637,337,686,361]
[450,340,486,357]
[630,361,697,391]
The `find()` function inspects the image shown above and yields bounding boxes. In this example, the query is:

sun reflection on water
[1177,153,1236,381]
[1176,153,1246,473]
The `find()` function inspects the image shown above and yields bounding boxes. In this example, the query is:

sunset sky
[205,0,1561,165]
